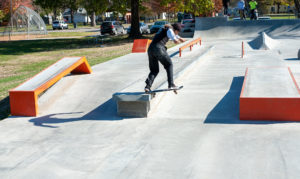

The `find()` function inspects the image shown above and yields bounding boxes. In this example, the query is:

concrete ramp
[194,17,300,40]
[248,32,278,50]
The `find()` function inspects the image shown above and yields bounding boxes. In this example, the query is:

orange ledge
[179,37,202,57]
[9,56,92,117]
[240,67,300,121]
[132,39,152,53]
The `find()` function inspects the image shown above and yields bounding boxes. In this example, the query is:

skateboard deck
[146,86,183,95]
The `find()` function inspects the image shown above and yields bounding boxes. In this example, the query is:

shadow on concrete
[0,97,10,120]
[204,76,297,124]
[170,51,179,58]
[248,34,263,50]
[285,58,299,61]
[28,98,126,128]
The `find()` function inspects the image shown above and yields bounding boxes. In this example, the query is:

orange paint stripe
[240,68,248,98]
[288,67,300,94]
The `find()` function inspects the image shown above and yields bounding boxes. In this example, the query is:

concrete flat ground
[1,18,300,178]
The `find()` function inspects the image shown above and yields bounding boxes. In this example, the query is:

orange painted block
[132,39,152,53]
[9,56,92,117]
[240,67,300,121]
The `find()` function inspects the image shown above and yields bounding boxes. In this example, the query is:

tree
[34,0,62,19]
[294,0,300,17]
[274,0,285,13]
[160,0,215,17]
[0,0,33,22]
[62,0,80,23]
[80,0,109,26]
[0,10,4,22]
[212,0,223,14]
[110,0,129,17]
[129,0,141,38]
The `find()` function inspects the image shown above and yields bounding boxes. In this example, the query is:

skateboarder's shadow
[29,98,125,128]
[204,76,296,124]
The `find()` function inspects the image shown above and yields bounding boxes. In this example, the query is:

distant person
[249,0,258,20]
[177,12,183,22]
[144,23,185,92]
[237,0,246,20]
[223,0,230,16]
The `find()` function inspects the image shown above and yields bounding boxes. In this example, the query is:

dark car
[181,19,195,32]
[181,19,194,28]
[127,22,150,34]
[183,13,193,20]
[150,21,169,34]
[100,21,125,35]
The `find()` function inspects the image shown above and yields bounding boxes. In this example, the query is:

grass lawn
[46,31,99,38]
[0,33,175,119]
[0,26,5,32]
[270,16,296,19]
[45,24,96,31]
[230,14,297,20]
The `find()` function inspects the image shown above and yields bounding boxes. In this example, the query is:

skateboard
[146,86,183,95]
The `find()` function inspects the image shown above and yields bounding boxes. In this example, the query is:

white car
[52,20,68,30]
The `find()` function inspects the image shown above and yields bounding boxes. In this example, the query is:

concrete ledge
[113,92,154,117]
[113,92,152,101]
[240,67,300,121]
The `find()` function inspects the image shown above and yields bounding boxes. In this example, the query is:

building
[63,8,90,23]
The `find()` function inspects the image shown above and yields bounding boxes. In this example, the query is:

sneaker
[168,84,179,90]
[144,85,151,93]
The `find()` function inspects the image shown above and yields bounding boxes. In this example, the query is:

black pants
[224,5,228,15]
[250,9,257,20]
[145,44,174,88]
[239,10,245,20]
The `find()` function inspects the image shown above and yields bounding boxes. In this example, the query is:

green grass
[270,16,296,19]
[229,15,297,20]
[0,26,5,32]
[46,31,98,38]
[46,23,97,31]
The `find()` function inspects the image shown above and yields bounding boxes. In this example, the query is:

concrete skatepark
[2,17,300,178]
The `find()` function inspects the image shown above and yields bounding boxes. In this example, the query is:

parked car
[181,19,195,33]
[181,19,195,28]
[52,20,68,30]
[127,22,150,34]
[183,13,193,20]
[100,21,125,35]
[150,21,169,34]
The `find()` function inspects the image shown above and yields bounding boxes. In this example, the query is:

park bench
[9,56,92,117]
[179,37,202,57]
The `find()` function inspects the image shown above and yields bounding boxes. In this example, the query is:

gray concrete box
[113,93,153,117]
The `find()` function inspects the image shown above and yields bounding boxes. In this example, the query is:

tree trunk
[86,12,88,25]
[129,0,141,38]
[294,0,300,18]
[54,9,57,20]
[71,9,74,23]
[91,12,96,26]
[277,3,280,13]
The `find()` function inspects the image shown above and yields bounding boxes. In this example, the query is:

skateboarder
[144,23,185,92]
[249,0,258,20]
